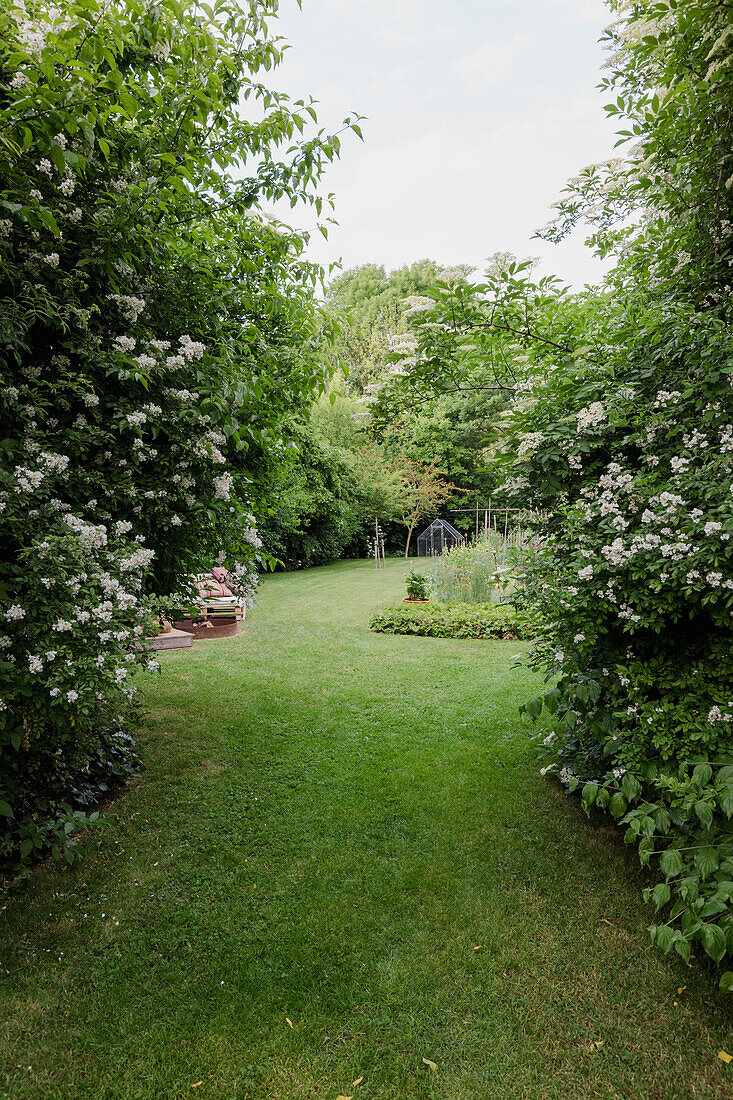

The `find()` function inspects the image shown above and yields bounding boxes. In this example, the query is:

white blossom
[576,402,605,430]
[213,472,234,501]
[63,513,107,550]
[119,547,155,572]
[517,432,545,459]
[107,294,146,322]
[179,334,205,360]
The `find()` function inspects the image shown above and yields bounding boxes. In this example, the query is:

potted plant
[404,570,430,603]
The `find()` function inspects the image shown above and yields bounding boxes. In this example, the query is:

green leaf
[652,882,671,911]
[719,786,733,818]
[694,800,713,830]
[50,143,66,174]
[621,773,642,801]
[638,836,655,867]
[701,924,726,964]
[694,846,719,880]
[543,688,561,714]
[653,924,675,953]
[581,781,598,813]
[692,763,712,786]
[719,971,733,993]
[525,696,542,720]
[610,792,627,818]
[659,847,684,879]
[674,937,691,964]
[717,774,733,818]
[0,799,13,817]
[37,207,61,237]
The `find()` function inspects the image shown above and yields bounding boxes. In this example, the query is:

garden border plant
[0,0,361,880]
[370,601,541,640]
[374,0,733,993]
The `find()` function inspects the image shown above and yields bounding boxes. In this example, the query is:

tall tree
[392,454,456,559]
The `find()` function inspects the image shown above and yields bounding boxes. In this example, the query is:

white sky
[270,0,618,289]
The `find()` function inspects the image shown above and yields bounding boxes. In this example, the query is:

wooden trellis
[450,501,541,547]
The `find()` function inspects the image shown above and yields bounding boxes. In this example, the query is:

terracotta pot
[158,618,172,634]
[403,598,430,604]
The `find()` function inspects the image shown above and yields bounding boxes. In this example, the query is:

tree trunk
[404,526,414,559]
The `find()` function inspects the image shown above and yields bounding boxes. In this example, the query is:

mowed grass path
[1,560,731,1099]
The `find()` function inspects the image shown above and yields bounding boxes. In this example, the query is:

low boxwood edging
[369,601,541,640]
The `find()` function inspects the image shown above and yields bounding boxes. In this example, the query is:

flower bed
[369,601,541,640]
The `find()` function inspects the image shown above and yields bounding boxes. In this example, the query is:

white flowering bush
[375,0,733,991]
[505,307,733,991]
[0,0,359,877]
[512,0,733,991]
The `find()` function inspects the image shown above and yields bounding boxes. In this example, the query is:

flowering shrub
[369,601,541,639]
[512,305,733,990]
[0,0,359,877]
[374,0,733,991]
[510,0,733,991]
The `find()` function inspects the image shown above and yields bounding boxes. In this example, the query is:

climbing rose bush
[0,0,357,876]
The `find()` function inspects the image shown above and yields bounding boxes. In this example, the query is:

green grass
[1,559,731,1099]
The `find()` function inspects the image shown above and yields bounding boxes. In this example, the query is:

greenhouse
[416,518,466,557]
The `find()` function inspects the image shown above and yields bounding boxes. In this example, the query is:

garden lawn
[1,559,731,1100]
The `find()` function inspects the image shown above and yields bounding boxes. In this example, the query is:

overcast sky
[270,0,618,289]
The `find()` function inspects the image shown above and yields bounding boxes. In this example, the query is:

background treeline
[258,261,506,566]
